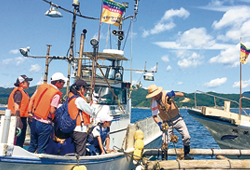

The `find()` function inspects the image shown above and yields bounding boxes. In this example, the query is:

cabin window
[95,86,126,105]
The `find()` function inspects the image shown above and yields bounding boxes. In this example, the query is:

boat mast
[65,0,79,97]
[239,37,242,120]
[76,29,87,78]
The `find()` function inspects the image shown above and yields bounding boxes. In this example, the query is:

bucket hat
[146,84,163,99]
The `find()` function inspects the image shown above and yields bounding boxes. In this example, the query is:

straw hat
[146,84,163,99]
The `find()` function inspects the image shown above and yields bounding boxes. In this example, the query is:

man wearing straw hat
[146,84,193,160]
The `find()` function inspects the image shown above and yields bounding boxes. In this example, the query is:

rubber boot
[161,149,168,160]
[184,145,194,160]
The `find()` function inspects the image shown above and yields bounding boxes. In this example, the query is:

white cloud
[204,77,227,87]
[161,55,169,62]
[209,43,247,67]
[160,7,190,22]
[150,65,157,71]
[2,58,13,65]
[177,52,203,69]
[212,6,250,30]
[166,65,172,71]
[154,41,233,50]
[233,79,250,88]
[150,22,175,35]
[177,27,215,48]
[177,82,183,85]
[9,49,19,54]
[154,27,234,50]
[29,64,41,72]
[142,8,189,37]
[211,6,250,42]
[15,57,26,66]
[142,30,149,38]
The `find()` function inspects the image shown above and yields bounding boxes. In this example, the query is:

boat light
[143,73,154,81]
[19,46,30,57]
[45,6,63,18]
[73,0,79,5]
[90,38,99,47]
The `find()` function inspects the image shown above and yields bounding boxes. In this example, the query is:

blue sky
[1,0,250,94]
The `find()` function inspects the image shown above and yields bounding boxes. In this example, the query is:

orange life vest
[68,92,90,126]
[7,87,29,117]
[151,91,179,121]
[32,83,62,120]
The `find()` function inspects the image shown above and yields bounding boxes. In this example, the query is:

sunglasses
[59,80,65,84]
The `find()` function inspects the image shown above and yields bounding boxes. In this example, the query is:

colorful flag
[240,43,250,64]
[101,0,125,27]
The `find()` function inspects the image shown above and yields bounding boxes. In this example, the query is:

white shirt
[74,97,95,132]
[151,99,159,116]
[92,125,109,137]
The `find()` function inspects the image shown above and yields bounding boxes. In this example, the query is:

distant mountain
[0,86,248,108]
[131,89,250,108]
[0,86,66,104]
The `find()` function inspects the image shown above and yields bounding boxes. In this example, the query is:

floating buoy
[71,165,87,170]
[135,139,144,150]
[134,129,144,140]
[133,130,144,161]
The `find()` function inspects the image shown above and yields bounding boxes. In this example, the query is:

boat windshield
[95,86,127,105]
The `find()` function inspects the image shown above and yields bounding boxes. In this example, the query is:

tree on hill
[0,86,249,108]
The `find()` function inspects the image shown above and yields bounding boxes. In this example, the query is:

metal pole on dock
[1,110,11,143]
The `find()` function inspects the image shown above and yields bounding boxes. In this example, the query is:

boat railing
[194,90,250,116]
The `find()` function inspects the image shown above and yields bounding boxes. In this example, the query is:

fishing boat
[0,0,162,169]
[187,90,250,158]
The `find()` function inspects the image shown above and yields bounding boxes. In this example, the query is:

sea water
[0,107,220,160]
[131,108,220,160]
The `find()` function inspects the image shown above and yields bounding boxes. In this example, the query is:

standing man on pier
[146,84,193,160]
[8,74,33,147]
[28,72,67,153]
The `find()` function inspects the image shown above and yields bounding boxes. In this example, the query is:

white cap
[51,72,68,82]
[99,114,113,123]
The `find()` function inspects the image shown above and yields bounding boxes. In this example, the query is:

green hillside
[130,88,250,108]
[1,86,249,108]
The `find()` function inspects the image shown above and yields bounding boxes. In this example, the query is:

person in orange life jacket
[7,75,33,147]
[28,72,67,153]
[86,114,114,155]
[146,84,193,160]
[68,79,95,156]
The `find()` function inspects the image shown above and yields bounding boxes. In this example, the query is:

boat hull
[0,115,162,170]
[0,145,133,170]
[188,109,250,158]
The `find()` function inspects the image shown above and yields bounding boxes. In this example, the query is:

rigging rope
[91,1,103,100]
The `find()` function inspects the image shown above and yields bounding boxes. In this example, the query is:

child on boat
[86,114,114,155]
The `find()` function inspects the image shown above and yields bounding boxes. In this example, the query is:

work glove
[166,90,175,103]
[157,122,163,131]
[16,116,23,129]
[166,90,175,98]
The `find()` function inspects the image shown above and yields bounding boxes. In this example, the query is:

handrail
[194,90,240,108]
[194,90,249,117]
[239,96,250,118]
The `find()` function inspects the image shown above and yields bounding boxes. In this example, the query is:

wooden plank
[201,106,250,123]
[143,148,250,156]
[146,159,250,169]
[0,110,5,115]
